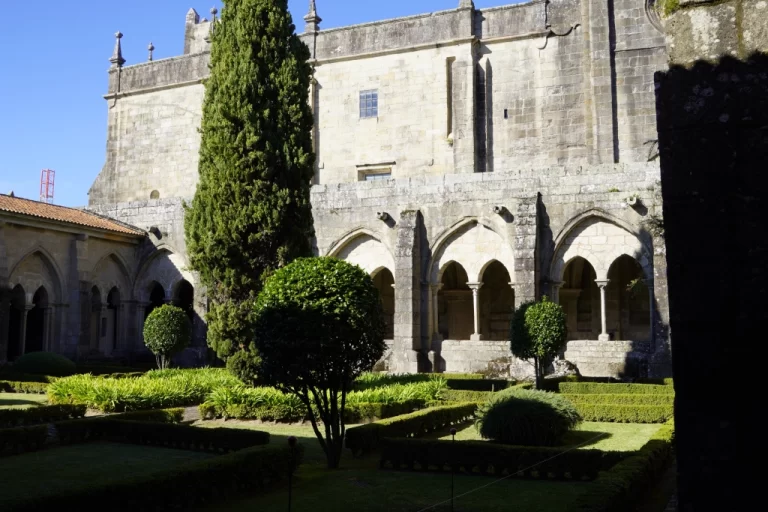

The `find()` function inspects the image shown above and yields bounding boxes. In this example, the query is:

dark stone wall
[656,53,768,511]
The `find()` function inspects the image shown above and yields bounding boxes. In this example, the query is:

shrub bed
[12,352,76,377]
[0,424,48,457]
[575,421,675,511]
[439,390,496,403]
[55,418,270,453]
[0,380,49,394]
[115,408,184,423]
[559,382,674,395]
[563,393,674,406]
[48,368,241,412]
[446,378,512,391]
[379,438,627,480]
[6,442,304,512]
[345,402,478,456]
[0,404,86,428]
[573,404,673,424]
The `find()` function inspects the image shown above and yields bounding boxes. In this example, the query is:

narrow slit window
[359,90,378,118]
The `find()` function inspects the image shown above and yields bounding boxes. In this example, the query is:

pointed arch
[8,246,64,303]
[326,228,395,278]
[133,248,193,302]
[92,252,133,302]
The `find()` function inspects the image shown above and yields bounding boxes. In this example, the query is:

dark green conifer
[184,0,315,362]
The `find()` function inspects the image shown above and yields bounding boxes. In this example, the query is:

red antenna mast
[40,169,55,204]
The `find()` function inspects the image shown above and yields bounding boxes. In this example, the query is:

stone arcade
[1,1,672,378]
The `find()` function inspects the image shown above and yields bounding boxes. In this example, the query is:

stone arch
[5,285,26,360]
[478,260,515,341]
[173,279,195,324]
[437,261,473,340]
[92,253,133,302]
[430,218,514,284]
[8,246,64,303]
[327,229,395,278]
[560,256,600,339]
[371,267,395,340]
[606,255,652,342]
[133,248,193,302]
[551,212,651,282]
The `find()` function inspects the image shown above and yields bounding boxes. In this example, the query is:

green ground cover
[194,421,589,512]
[0,442,213,507]
[0,393,47,409]
[426,421,662,452]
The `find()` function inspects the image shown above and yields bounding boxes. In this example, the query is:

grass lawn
[194,420,590,512]
[0,392,47,409]
[428,421,662,452]
[0,442,213,507]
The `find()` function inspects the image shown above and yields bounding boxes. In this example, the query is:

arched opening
[150,190,160,200]
[104,288,121,356]
[90,287,102,352]
[6,285,26,360]
[24,287,49,354]
[174,280,195,325]
[372,269,395,339]
[479,261,514,341]
[607,255,650,341]
[145,282,165,320]
[561,257,599,340]
[437,262,472,340]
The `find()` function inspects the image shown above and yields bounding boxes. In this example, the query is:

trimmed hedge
[379,438,627,480]
[573,404,673,424]
[345,403,478,456]
[115,408,184,423]
[441,373,485,380]
[0,380,48,394]
[13,352,76,377]
[0,404,86,428]
[55,418,270,453]
[439,390,496,403]
[563,393,674,407]
[0,371,54,383]
[559,382,675,395]
[446,378,512,391]
[575,421,675,511]
[540,375,619,391]
[0,425,48,457]
[5,442,304,512]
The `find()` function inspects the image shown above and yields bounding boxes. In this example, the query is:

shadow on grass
[561,430,611,448]
[0,397,45,408]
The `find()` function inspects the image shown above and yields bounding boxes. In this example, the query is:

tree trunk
[534,356,542,389]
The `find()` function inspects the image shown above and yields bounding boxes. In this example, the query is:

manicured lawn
[0,392,47,409]
[194,421,589,512]
[429,421,662,452]
[0,442,213,507]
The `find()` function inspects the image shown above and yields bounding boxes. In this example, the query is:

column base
[598,334,611,341]
[470,334,483,341]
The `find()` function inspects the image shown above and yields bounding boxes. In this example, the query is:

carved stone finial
[109,31,126,69]
[186,8,200,24]
[304,0,322,33]
[458,0,474,9]
[210,6,218,21]
[148,42,155,62]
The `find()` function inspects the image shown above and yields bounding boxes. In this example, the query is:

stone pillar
[467,282,483,341]
[643,278,654,346]
[137,301,149,351]
[391,210,423,373]
[551,281,564,304]
[18,305,33,355]
[595,280,610,341]
[0,290,9,363]
[430,283,443,342]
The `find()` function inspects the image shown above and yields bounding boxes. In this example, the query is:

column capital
[430,283,444,292]
[466,282,483,291]
[594,279,610,288]
[551,280,565,289]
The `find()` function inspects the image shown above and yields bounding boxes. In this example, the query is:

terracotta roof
[0,194,144,236]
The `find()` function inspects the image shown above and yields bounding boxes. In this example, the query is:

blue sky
[0,1,508,207]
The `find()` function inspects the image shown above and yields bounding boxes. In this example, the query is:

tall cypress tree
[184,0,315,365]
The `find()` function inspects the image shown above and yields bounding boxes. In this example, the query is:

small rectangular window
[359,90,378,119]
[363,172,391,181]
[357,166,393,182]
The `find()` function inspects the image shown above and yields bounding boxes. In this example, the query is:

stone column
[0,290,9,363]
[430,283,443,342]
[137,302,149,350]
[391,210,423,373]
[595,280,610,341]
[19,305,34,355]
[551,281,564,304]
[467,282,483,341]
[643,278,654,346]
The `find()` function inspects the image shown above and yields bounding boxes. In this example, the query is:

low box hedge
[345,402,478,456]
[575,421,675,511]
[0,380,48,394]
[559,382,675,395]
[563,393,675,407]
[0,424,48,457]
[445,378,512,392]
[540,376,619,391]
[115,408,184,423]
[573,404,673,423]
[439,390,496,403]
[379,438,627,481]
[440,373,485,380]
[0,404,86,428]
[55,418,270,453]
[6,442,304,512]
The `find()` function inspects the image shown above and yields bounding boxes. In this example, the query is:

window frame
[359,89,379,119]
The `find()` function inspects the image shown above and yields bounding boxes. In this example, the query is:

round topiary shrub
[13,351,76,377]
[475,387,581,446]
[143,305,192,369]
